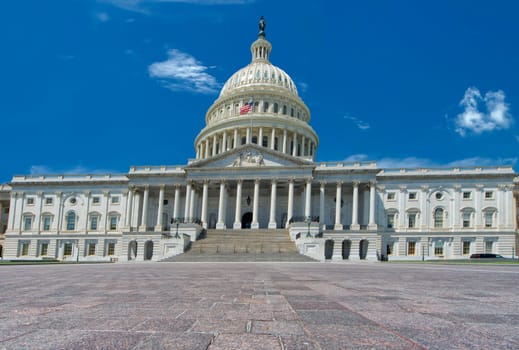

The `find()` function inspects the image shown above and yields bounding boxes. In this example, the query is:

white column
[475,184,483,228]
[216,182,226,229]
[173,185,180,220]
[270,128,276,150]
[286,179,294,228]
[234,180,243,229]
[212,134,217,156]
[125,188,134,227]
[103,190,110,232]
[301,135,306,156]
[189,187,196,220]
[184,182,192,219]
[246,128,251,144]
[282,129,287,154]
[139,186,149,231]
[36,192,44,233]
[155,185,165,231]
[292,132,298,156]
[222,130,227,152]
[368,181,377,230]
[251,179,260,229]
[196,145,200,159]
[201,181,209,229]
[84,191,91,232]
[305,179,312,218]
[233,128,239,148]
[334,182,343,230]
[268,180,277,229]
[258,127,263,146]
[319,182,326,230]
[8,192,17,231]
[204,139,209,158]
[133,191,141,228]
[351,181,360,230]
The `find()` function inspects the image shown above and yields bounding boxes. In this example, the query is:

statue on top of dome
[259,16,266,37]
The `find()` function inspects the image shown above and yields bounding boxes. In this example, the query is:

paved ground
[0,262,518,349]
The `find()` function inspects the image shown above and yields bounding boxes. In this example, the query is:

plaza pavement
[0,261,518,349]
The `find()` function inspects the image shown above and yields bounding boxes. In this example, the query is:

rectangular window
[434,242,443,256]
[408,241,416,256]
[40,242,48,256]
[274,137,279,150]
[45,197,53,205]
[26,197,34,205]
[42,216,51,231]
[3,207,8,214]
[485,212,493,227]
[408,192,417,200]
[485,240,493,253]
[109,216,118,230]
[462,241,471,255]
[241,137,246,145]
[262,136,268,147]
[387,214,395,229]
[111,196,120,204]
[63,243,73,256]
[21,242,30,256]
[107,242,115,256]
[462,191,471,200]
[484,191,493,199]
[462,212,471,228]
[92,196,101,204]
[387,192,395,201]
[90,216,98,230]
[88,243,96,256]
[408,213,416,228]
[24,216,32,230]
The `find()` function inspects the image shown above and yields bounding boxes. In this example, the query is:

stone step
[162,253,316,262]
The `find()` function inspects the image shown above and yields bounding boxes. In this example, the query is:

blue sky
[1,0,518,183]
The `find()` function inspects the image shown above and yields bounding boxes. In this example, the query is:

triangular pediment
[186,144,314,170]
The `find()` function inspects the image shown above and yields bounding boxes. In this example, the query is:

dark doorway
[144,240,154,260]
[324,239,334,260]
[241,212,253,229]
[128,241,137,261]
[359,239,369,260]
[342,240,351,260]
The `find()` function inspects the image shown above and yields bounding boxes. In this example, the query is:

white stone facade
[1,26,517,262]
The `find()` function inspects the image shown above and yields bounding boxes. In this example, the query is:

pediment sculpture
[232,151,265,167]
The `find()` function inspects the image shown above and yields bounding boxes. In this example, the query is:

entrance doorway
[241,212,253,229]
[128,241,137,261]
[342,240,351,259]
[144,240,154,260]
[359,239,369,260]
[324,239,334,260]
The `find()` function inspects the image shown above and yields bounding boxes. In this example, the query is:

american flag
[239,100,253,115]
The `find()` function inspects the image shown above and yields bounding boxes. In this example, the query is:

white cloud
[30,165,116,175]
[148,49,220,94]
[455,87,512,136]
[298,82,309,93]
[342,155,516,168]
[95,12,110,22]
[343,154,369,162]
[99,0,254,14]
[344,115,370,130]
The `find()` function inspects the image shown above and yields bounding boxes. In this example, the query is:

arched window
[273,103,278,113]
[282,105,287,115]
[66,212,76,231]
[263,102,269,113]
[434,208,443,228]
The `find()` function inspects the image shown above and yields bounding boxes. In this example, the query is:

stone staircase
[162,229,315,262]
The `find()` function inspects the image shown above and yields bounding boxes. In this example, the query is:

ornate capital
[352,181,360,187]
[420,185,429,192]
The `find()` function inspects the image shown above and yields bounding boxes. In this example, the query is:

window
[262,136,268,147]
[387,214,395,229]
[88,243,96,256]
[273,103,278,113]
[434,241,443,256]
[387,192,395,201]
[462,241,471,255]
[408,192,417,200]
[435,192,443,200]
[282,105,287,114]
[92,196,101,204]
[462,211,471,228]
[109,216,118,230]
[63,243,73,256]
[66,212,76,231]
[45,197,53,205]
[252,136,258,144]
[111,196,120,204]
[408,241,416,256]
[463,191,471,200]
[42,215,51,231]
[434,208,444,228]
[90,216,99,230]
[107,242,115,256]
[274,137,279,150]
[485,240,493,253]
[290,108,294,117]
[408,213,417,228]
[27,197,34,205]
[241,136,246,145]
[20,242,29,256]
[484,191,493,199]
[40,242,48,256]
[69,197,77,205]
[163,199,169,205]
[23,215,33,230]
[263,102,269,112]
[484,211,494,227]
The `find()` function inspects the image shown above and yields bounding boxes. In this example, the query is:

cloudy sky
[0,0,518,182]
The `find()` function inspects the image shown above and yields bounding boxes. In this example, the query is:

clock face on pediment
[187,145,311,169]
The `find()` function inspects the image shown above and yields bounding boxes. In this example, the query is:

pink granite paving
[0,262,518,349]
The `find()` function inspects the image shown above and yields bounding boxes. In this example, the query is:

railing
[289,216,320,223]
[170,217,202,225]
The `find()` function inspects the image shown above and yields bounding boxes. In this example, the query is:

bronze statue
[259,16,266,36]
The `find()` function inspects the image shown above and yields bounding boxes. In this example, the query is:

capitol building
[0,20,517,262]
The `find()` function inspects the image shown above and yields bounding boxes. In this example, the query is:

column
[212,134,217,156]
[282,129,287,154]
[233,180,243,229]
[125,187,134,227]
[155,185,165,231]
[133,190,141,228]
[268,180,277,229]
[475,184,483,228]
[246,128,251,144]
[173,185,180,220]
[270,128,276,150]
[36,192,44,232]
[8,192,17,231]
[286,179,294,228]
[305,179,312,218]
[319,182,326,230]
[233,128,238,148]
[84,191,91,232]
[103,190,110,232]
[292,132,298,156]
[216,182,226,229]
[351,181,360,230]
[201,181,209,229]
[334,182,343,230]
[220,130,226,153]
[368,181,377,230]
[205,139,209,158]
[189,186,196,220]
[139,186,149,231]
[184,182,192,219]
[301,135,306,156]
[258,127,263,146]
[251,179,260,229]
[196,146,200,159]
